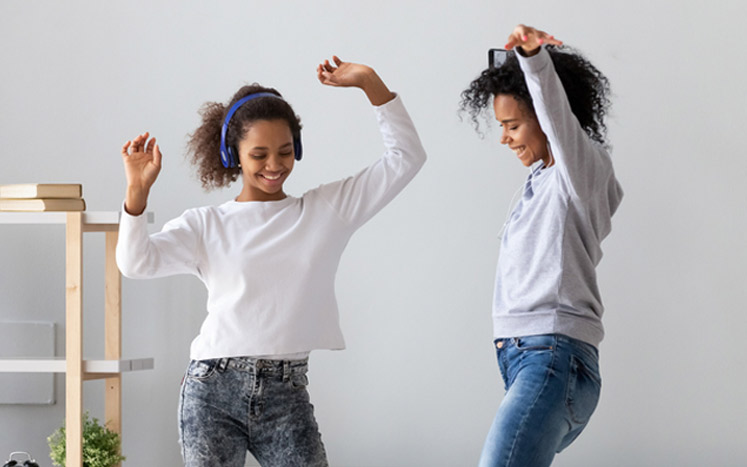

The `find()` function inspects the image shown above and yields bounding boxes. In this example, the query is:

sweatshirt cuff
[120,200,148,225]
[516,45,551,74]
[373,92,405,117]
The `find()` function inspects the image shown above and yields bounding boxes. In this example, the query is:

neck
[236,186,287,202]
[542,146,555,167]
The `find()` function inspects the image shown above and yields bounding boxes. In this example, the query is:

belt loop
[283,361,290,382]
[217,358,229,372]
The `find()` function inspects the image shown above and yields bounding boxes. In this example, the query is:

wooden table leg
[105,231,123,467]
[66,212,83,467]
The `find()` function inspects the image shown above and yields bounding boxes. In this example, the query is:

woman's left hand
[505,24,563,56]
[317,55,394,106]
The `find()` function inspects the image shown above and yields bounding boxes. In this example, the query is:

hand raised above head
[316,55,395,106]
[505,24,563,56]
[316,55,375,88]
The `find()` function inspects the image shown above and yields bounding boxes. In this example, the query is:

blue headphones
[219,92,303,168]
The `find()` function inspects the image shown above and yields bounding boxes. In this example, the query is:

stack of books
[0,183,86,211]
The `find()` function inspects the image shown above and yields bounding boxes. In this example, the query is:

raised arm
[117,132,203,279]
[312,56,427,228]
[507,25,612,199]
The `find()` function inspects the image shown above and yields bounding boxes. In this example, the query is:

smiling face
[235,119,295,202]
[493,94,551,167]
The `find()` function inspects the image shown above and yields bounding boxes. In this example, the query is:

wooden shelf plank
[0,211,154,225]
[0,358,155,373]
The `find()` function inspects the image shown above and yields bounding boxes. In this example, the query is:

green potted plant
[47,412,126,467]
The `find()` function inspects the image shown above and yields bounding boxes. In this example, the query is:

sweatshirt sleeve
[314,93,427,229]
[116,204,203,279]
[517,47,612,200]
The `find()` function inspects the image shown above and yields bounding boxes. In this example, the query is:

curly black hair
[460,46,611,145]
[187,84,303,190]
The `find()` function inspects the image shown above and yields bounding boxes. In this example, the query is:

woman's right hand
[121,132,162,215]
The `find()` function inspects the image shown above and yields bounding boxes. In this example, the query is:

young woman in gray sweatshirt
[461,24,623,467]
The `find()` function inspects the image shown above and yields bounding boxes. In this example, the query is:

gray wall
[1,1,746,466]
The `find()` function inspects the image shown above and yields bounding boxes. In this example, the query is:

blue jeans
[478,334,601,467]
[178,357,328,467]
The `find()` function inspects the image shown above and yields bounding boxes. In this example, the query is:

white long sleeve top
[116,95,426,360]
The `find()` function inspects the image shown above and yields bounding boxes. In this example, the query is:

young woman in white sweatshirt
[117,56,426,467]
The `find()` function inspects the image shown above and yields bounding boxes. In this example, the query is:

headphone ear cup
[3,460,17,467]
[23,461,39,467]
[226,146,238,168]
[294,136,303,161]
[220,146,230,169]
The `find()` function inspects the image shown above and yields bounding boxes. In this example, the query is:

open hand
[121,132,162,215]
[316,55,394,106]
[316,56,375,88]
[121,132,162,191]
[505,24,563,56]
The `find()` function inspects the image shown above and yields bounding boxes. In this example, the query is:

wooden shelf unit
[0,211,154,467]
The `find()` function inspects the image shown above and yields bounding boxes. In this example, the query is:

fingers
[316,65,334,86]
[505,24,563,51]
[545,34,563,46]
[536,32,563,47]
[135,131,149,148]
[317,57,341,86]
[145,136,156,154]
[317,56,342,75]
[153,143,163,168]
[129,132,148,154]
[320,73,338,86]
[124,132,160,155]
[505,24,529,49]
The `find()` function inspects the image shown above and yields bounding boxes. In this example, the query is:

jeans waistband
[216,356,308,376]
[495,334,599,359]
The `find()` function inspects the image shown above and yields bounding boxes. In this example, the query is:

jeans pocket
[514,335,555,352]
[565,354,601,425]
[186,359,219,381]
[290,373,309,389]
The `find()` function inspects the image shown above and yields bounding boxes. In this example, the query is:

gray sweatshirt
[492,47,623,349]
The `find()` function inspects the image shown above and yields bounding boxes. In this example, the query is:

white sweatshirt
[116,95,426,360]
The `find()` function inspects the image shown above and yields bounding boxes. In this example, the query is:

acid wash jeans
[178,357,328,467]
[478,334,601,467]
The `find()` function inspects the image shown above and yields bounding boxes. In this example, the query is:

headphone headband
[3,452,38,467]
[219,92,302,168]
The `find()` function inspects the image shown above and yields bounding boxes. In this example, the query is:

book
[0,183,82,199]
[0,198,86,212]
